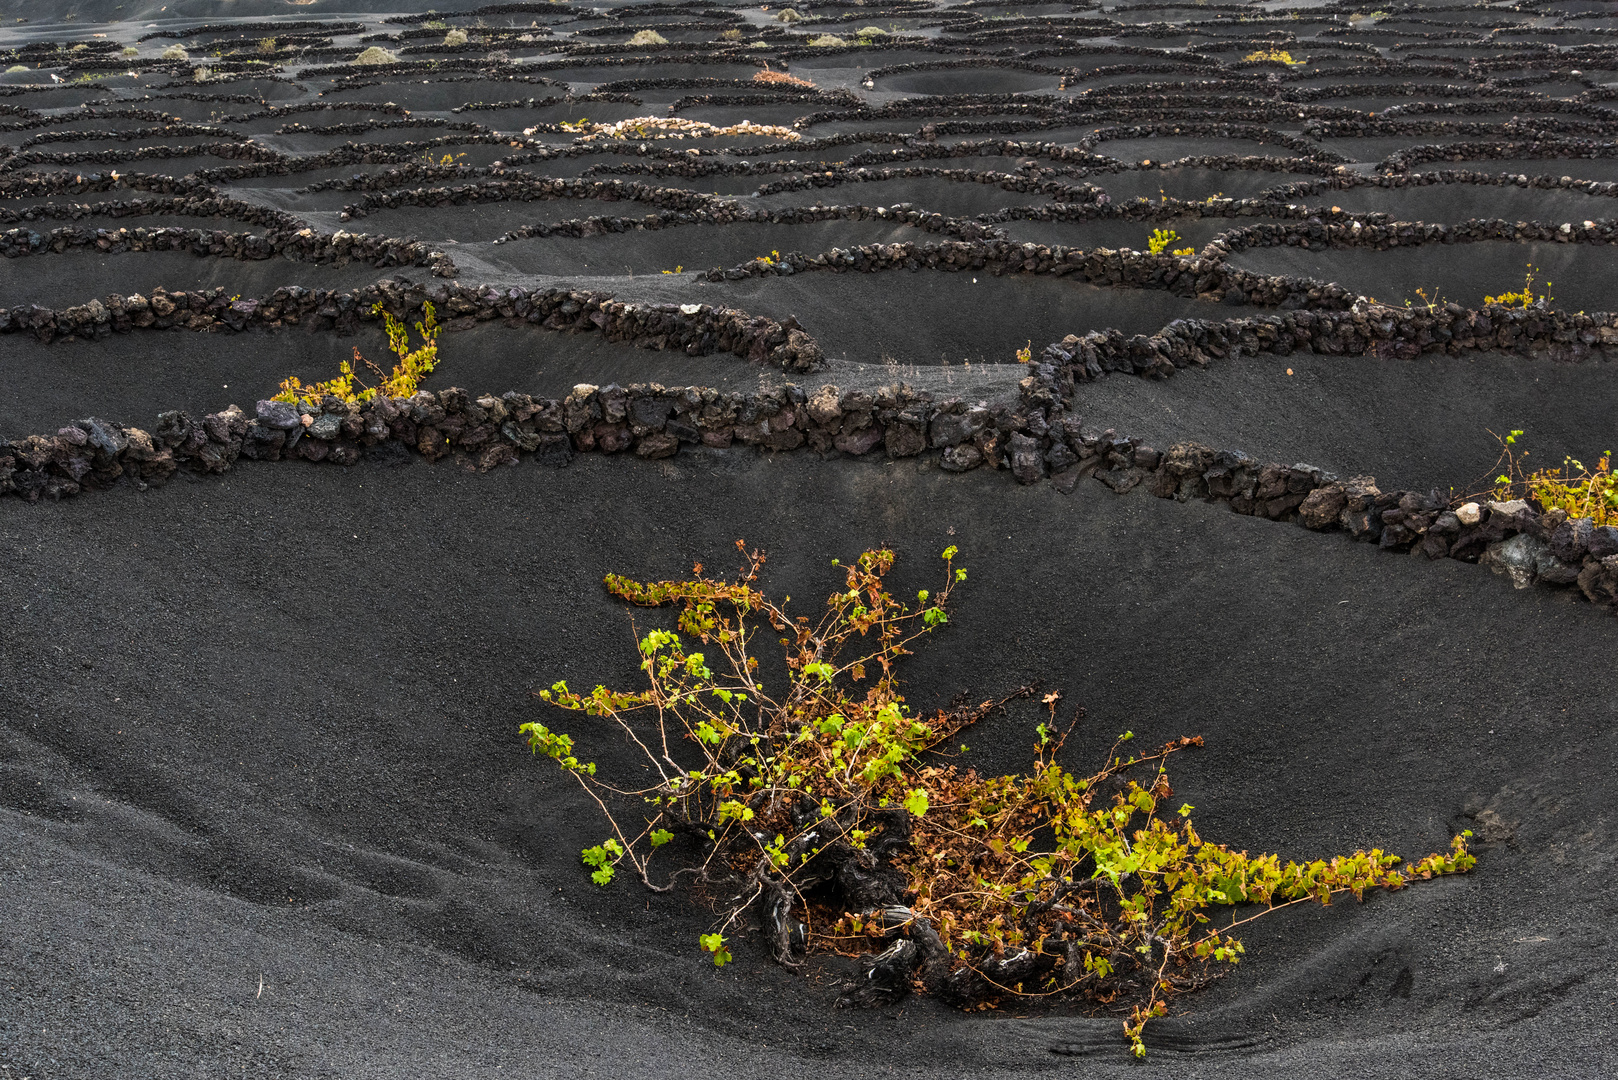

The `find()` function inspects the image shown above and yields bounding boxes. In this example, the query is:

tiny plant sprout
[700,933,732,966]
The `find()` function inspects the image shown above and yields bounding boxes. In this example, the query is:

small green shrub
[121,46,139,57]
[522,544,1476,1058]
[807,34,847,46]
[1488,429,1616,526]
[1483,263,1552,309]
[627,29,669,46]
[353,45,398,66]
[273,302,440,405]
[1244,48,1301,65]
[1530,455,1616,525]
[443,28,469,46]
[775,7,803,22]
[1146,228,1193,256]
[160,44,188,61]
[4,64,26,73]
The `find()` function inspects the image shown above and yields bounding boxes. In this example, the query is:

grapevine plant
[1243,48,1303,65]
[1146,228,1194,257]
[522,544,1475,1057]
[1487,429,1615,526]
[273,302,440,407]
[1483,264,1552,310]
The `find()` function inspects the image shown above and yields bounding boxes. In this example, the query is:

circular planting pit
[262,126,481,154]
[0,247,403,312]
[149,79,306,101]
[752,174,1080,217]
[319,79,564,111]
[587,170,785,196]
[1092,136,1305,164]
[1068,348,1618,493]
[533,62,766,86]
[45,135,249,153]
[790,49,960,72]
[1093,165,1323,203]
[0,86,115,107]
[0,326,374,439]
[1228,239,1618,316]
[998,214,1287,252]
[1316,181,1618,224]
[1317,137,1480,165]
[706,269,1229,365]
[344,200,596,244]
[875,67,1062,96]
[475,217,939,278]
[1410,157,1618,183]
[674,103,825,128]
[18,152,263,177]
[461,101,646,130]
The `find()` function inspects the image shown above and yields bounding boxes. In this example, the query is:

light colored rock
[1482,534,1546,590]
[1456,501,1482,525]
[806,385,842,427]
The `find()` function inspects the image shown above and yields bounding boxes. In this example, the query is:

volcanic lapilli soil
[1,0,1617,1077]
